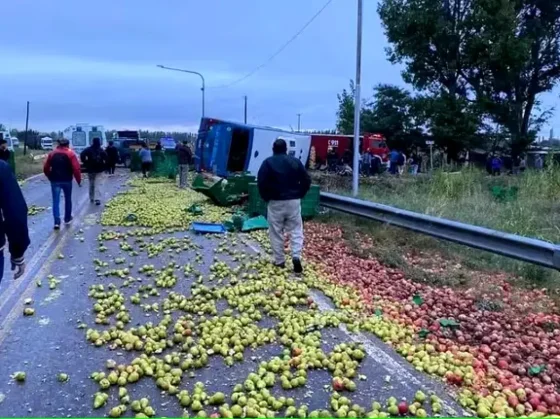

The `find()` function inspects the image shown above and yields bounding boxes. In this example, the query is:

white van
[41,136,54,150]
[0,131,15,151]
[63,124,107,155]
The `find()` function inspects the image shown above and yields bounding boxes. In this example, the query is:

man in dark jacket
[257,138,311,273]
[105,141,119,175]
[43,139,82,229]
[176,140,193,188]
[0,139,10,162]
[81,137,107,205]
[0,160,30,282]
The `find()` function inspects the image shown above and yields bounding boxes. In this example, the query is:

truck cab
[114,131,141,167]
[41,136,54,150]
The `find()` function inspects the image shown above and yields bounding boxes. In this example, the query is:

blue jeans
[51,182,73,225]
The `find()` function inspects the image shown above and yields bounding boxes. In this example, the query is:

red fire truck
[310,133,390,166]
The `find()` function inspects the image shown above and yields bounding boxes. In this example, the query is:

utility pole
[352,0,363,197]
[244,96,248,124]
[23,101,30,156]
[297,114,302,132]
[156,65,206,119]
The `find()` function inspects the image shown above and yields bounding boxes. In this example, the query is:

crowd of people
[324,147,422,177]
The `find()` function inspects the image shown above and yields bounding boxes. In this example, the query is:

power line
[209,0,334,89]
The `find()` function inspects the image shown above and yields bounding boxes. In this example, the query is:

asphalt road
[0,173,468,418]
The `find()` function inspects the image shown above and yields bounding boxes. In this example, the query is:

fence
[320,192,560,271]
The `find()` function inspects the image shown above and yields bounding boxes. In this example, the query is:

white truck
[0,131,16,151]
[41,136,54,150]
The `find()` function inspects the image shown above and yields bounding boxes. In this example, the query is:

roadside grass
[313,166,560,296]
[13,149,46,180]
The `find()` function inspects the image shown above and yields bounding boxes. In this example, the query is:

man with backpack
[43,138,82,229]
[80,137,107,205]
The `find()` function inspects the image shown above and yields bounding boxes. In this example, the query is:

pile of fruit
[303,222,560,417]
[101,179,230,229]
[70,178,462,418]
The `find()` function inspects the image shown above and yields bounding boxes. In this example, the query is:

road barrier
[320,192,560,271]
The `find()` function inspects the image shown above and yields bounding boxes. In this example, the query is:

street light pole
[352,0,363,197]
[297,113,302,132]
[156,65,206,118]
[244,96,248,124]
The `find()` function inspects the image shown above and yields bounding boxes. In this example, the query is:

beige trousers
[267,199,303,265]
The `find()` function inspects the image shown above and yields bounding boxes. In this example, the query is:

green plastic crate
[192,174,245,207]
[227,173,256,196]
[247,183,320,219]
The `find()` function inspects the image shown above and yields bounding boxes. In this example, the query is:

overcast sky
[1,0,558,136]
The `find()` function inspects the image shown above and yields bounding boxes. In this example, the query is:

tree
[336,81,356,135]
[336,82,428,151]
[378,0,560,155]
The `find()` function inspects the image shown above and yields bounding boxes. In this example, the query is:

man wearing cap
[43,138,82,230]
[257,138,311,273]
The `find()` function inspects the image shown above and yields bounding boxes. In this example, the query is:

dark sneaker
[95,200,101,206]
[64,217,73,225]
[273,262,285,269]
[54,224,60,230]
[293,258,303,274]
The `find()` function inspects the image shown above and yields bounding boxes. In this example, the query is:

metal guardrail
[320,192,560,271]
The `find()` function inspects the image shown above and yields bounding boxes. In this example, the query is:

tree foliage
[377,0,560,155]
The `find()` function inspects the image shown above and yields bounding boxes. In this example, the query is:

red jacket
[43,146,82,184]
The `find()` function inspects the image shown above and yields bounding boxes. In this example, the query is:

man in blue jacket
[257,138,311,273]
[0,160,30,282]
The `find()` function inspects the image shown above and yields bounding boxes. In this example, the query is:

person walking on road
[257,138,311,274]
[105,141,119,175]
[176,140,193,188]
[0,160,30,282]
[43,138,82,230]
[0,139,11,163]
[81,137,107,205]
[139,142,152,178]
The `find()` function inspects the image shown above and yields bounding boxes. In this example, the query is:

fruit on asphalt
[75,178,560,418]
[12,371,26,382]
[23,307,35,316]
[57,373,69,382]
[93,392,109,409]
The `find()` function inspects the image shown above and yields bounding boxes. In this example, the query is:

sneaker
[64,217,73,225]
[95,200,101,206]
[54,224,60,230]
[273,262,285,269]
[292,258,303,274]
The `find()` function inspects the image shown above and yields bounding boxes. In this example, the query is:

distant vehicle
[159,137,176,150]
[40,136,54,150]
[63,124,107,155]
[0,131,15,151]
[310,133,390,167]
[195,117,311,177]
[114,130,141,167]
